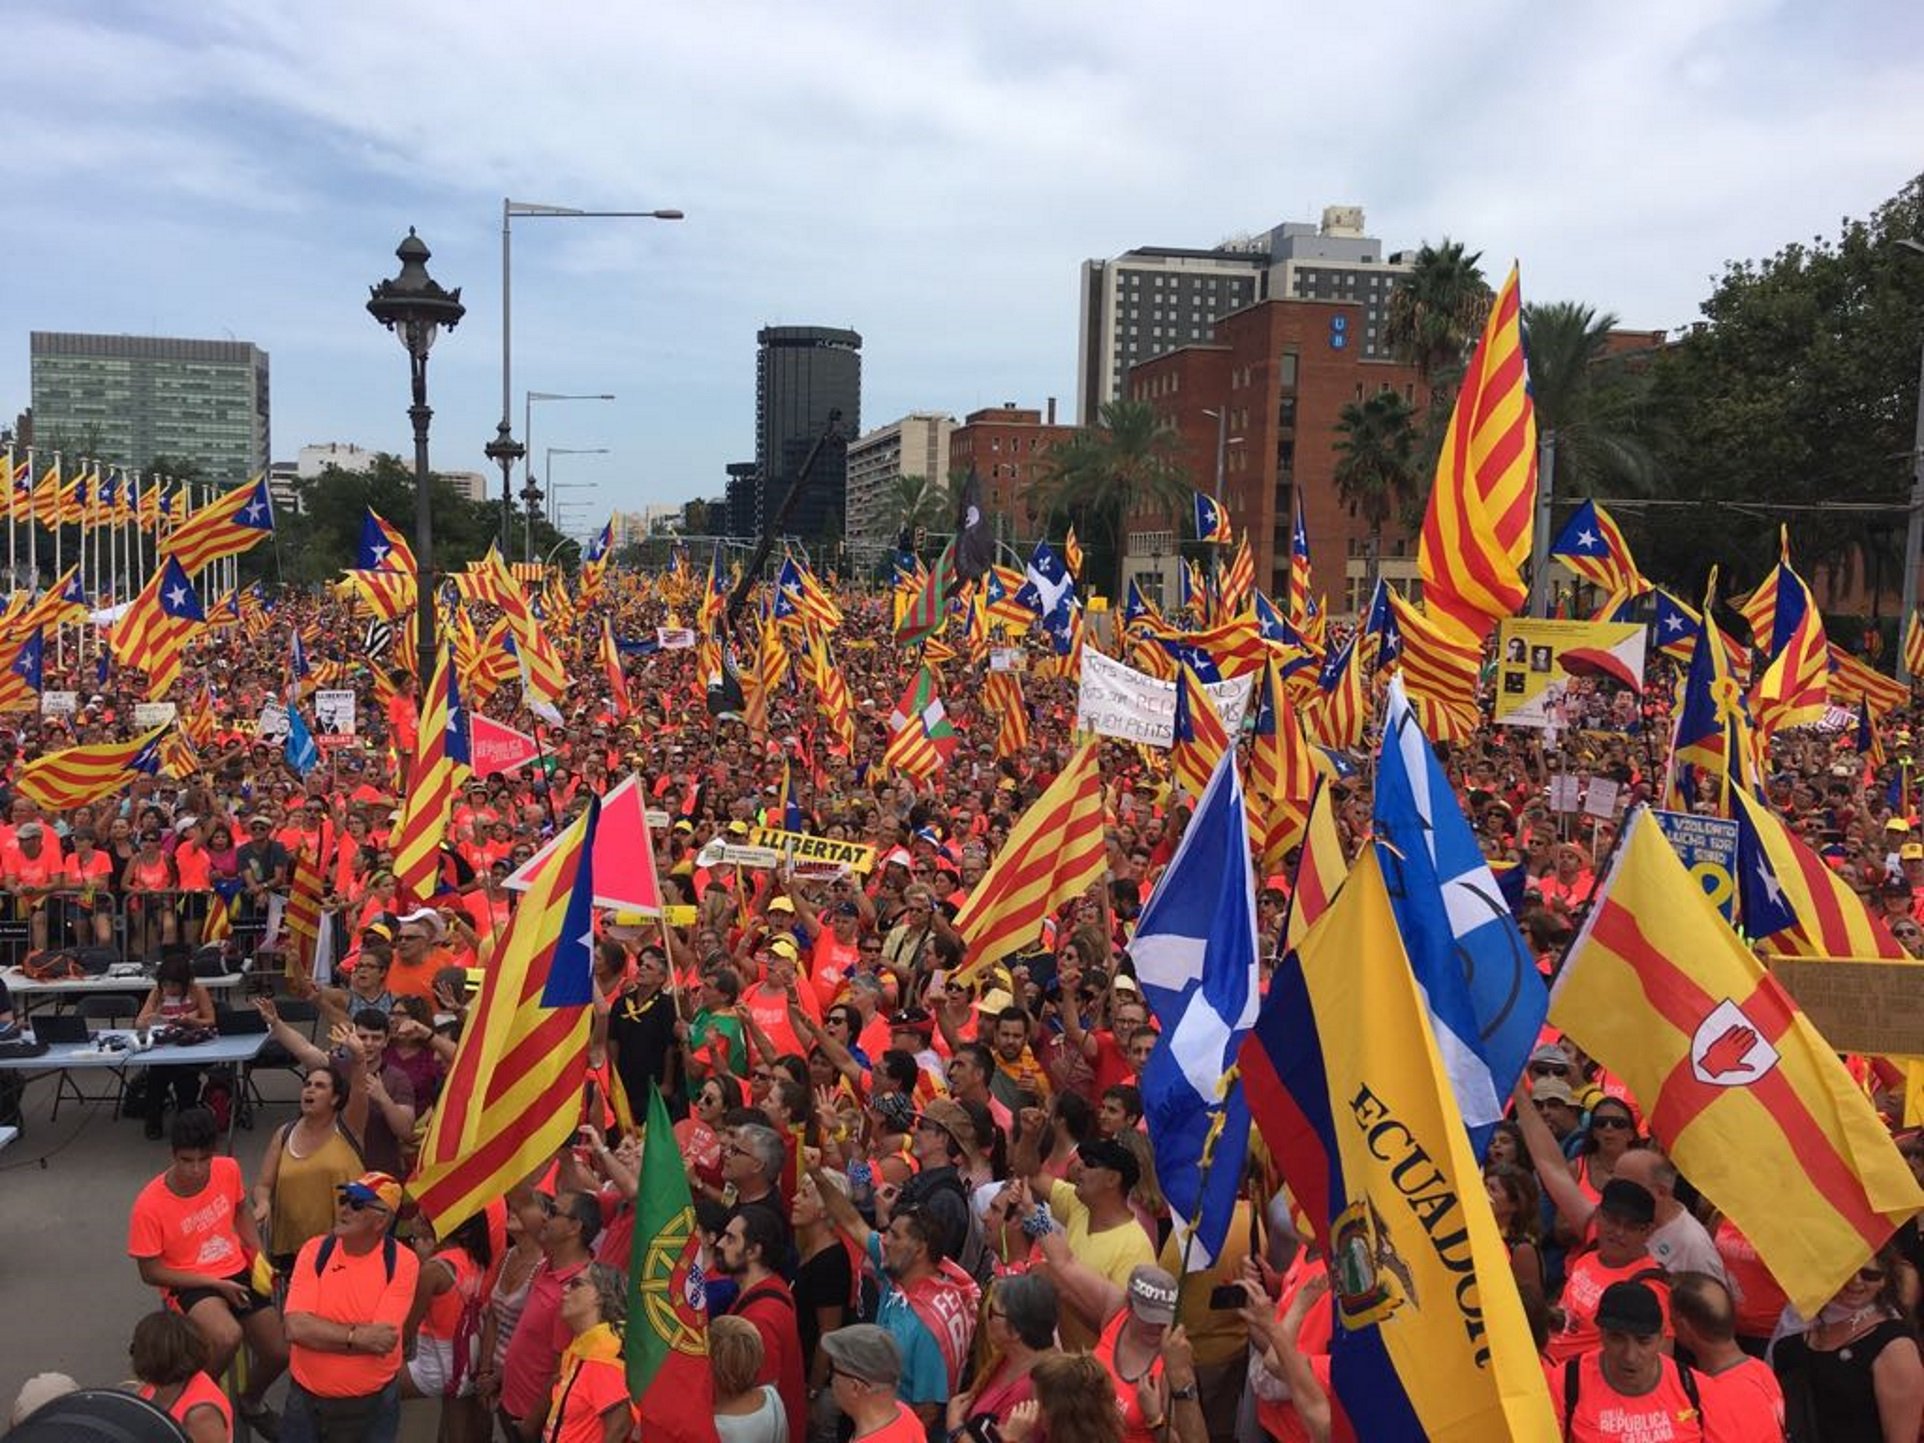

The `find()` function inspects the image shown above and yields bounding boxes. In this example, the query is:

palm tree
[882,473,949,547]
[1333,391,1420,600]
[1039,399,1193,601]
[1383,239,1493,391]
[1521,301,1660,503]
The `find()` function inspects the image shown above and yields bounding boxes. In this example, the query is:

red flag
[469,715,539,777]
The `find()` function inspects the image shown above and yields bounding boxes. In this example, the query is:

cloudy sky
[2,0,1919,530]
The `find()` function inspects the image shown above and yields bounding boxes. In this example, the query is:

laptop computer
[31,1013,88,1045]
[215,1006,268,1037]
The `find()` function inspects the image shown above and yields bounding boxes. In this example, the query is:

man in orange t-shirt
[282,1171,420,1440]
[1671,1271,1787,1442]
[126,1107,286,1435]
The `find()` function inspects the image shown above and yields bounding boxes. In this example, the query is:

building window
[1279,352,1299,389]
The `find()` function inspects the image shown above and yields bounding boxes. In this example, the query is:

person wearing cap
[389,908,458,1002]
[236,812,292,926]
[1667,1271,1785,1442]
[740,929,820,1062]
[127,1106,287,1437]
[807,1160,981,1426]
[894,1097,989,1278]
[5,819,63,955]
[821,1324,923,1443]
[1554,1281,1704,1441]
[1027,1252,1179,1443]
[281,1170,422,1442]
[1012,1113,1158,1350]
[1541,1176,1669,1365]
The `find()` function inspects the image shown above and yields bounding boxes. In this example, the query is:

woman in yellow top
[250,1056,367,1269]
[548,1263,637,1443]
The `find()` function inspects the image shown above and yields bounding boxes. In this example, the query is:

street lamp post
[367,229,465,684]
[526,392,615,523]
[1896,237,1924,681]
[535,447,609,561]
[497,199,680,559]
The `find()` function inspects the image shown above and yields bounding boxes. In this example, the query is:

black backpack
[313,1233,400,1281]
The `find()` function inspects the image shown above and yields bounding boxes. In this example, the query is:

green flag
[625,1081,718,1442]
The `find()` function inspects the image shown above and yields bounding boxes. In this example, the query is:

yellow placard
[1493,618,1647,730]
[746,827,877,873]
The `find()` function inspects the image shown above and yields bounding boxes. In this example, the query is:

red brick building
[1126,297,1429,614]
[948,402,1081,539]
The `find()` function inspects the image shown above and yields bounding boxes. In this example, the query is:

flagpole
[52,452,64,673]
[530,720,563,833]
[26,448,38,586]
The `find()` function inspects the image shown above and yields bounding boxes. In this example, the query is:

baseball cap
[890,1007,934,1036]
[338,1170,403,1213]
[1889,818,1912,833]
[1528,1043,1572,1070]
[883,846,913,869]
[768,935,799,961]
[832,900,860,918]
[1595,1280,1664,1335]
[1902,845,1924,862]
[1597,1178,1657,1226]
[820,1324,902,1387]
[1531,1078,1578,1107]
[1077,1136,1141,1192]
[767,895,796,913]
[1126,1264,1180,1325]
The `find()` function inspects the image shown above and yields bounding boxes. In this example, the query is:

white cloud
[0,0,1918,516]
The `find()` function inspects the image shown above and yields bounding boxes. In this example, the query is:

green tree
[1039,399,1193,601]
[1523,300,1662,508]
[882,473,949,543]
[1639,174,1924,613]
[1384,239,1493,392]
[1333,391,1421,599]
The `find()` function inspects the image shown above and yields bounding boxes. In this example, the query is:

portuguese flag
[626,1081,719,1443]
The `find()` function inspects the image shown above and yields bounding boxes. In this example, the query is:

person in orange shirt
[282,1171,421,1442]
[129,1309,235,1443]
[61,824,116,947]
[171,816,216,948]
[388,910,457,1001]
[1554,1282,1704,1442]
[1669,1272,1786,1443]
[544,1262,639,1443]
[6,820,64,954]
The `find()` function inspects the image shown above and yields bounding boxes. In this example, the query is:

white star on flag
[165,585,189,610]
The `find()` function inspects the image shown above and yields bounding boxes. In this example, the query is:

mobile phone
[964,1419,1002,1443]
[1208,1283,1248,1310]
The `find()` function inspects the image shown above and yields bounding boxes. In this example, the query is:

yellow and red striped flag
[1385,588,1482,745]
[803,629,855,755]
[1418,263,1537,641]
[15,725,169,810]
[1750,561,1830,738]
[1831,649,1908,718]
[1553,808,1924,1315]
[1063,526,1083,581]
[19,565,88,635]
[410,798,603,1235]
[981,669,1028,760]
[600,618,632,720]
[485,548,568,720]
[1170,663,1230,802]
[0,630,44,714]
[952,741,1106,983]
[1308,634,1368,751]
[390,637,460,907]
[109,557,206,699]
[883,664,956,783]
[201,893,234,945]
[1284,781,1349,948]
[162,476,275,576]
[1246,656,1315,874]
[1905,611,1924,685]
[284,828,329,977]
[1217,533,1256,623]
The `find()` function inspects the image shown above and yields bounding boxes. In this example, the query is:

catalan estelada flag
[1241,846,1557,1440]
[1549,497,1645,597]
[1553,808,1924,1316]
[600,617,632,720]
[1246,656,1314,873]
[1283,781,1348,949]
[1662,569,1753,813]
[16,724,169,810]
[1748,537,1829,736]
[1217,532,1256,623]
[0,629,45,714]
[579,518,613,608]
[1831,648,1907,718]
[20,565,88,634]
[1384,587,1480,745]
[1418,264,1537,642]
[1308,634,1368,751]
[162,476,275,576]
[1170,663,1230,802]
[485,547,567,721]
[390,637,462,907]
[1905,610,1924,684]
[410,797,602,1236]
[109,557,206,699]
[952,741,1106,983]
[1732,789,1906,959]
[1193,492,1232,545]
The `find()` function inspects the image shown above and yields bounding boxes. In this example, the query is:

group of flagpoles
[1,443,240,680]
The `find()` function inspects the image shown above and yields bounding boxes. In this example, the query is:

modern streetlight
[1897,237,1924,681]
[496,199,680,559]
[367,228,465,683]
[527,391,615,522]
[536,447,608,561]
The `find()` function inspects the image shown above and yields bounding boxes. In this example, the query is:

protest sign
[1770,959,1924,1057]
[746,826,877,874]
[990,647,1026,672]
[133,701,177,731]
[1549,774,1582,813]
[1075,649,1255,747]
[1652,809,1739,919]
[39,691,77,718]
[657,627,696,649]
[1583,777,1620,820]
[256,701,290,742]
[1494,618,1647,731]
[314,689,357,737]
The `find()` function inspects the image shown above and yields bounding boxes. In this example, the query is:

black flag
[953,468,994,584]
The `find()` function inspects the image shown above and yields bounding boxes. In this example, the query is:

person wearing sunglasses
[281,1171,421,1443]
[1770,1245,1923,1442]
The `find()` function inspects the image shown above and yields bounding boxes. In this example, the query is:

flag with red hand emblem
[1551,807,1924,1316]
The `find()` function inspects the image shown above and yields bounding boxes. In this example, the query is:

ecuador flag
[1240,847,1554,1440]
[1553,808,1924,1316]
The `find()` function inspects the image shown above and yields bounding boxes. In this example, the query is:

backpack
[1562,1353,1702,1442]
[313,1232,400,1281]
[21,950,85,982]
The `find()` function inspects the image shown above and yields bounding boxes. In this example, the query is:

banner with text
[1075,648,1256,747]
[1494,618,1647,731]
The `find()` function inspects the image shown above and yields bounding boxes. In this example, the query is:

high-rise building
[752,326,861,541]
[1076,207,1410,425]
[29,332,270,483]
[845,412,956,560]
[1122,294,1428,613]
[724,462,759,539]
[947,401,1081,547]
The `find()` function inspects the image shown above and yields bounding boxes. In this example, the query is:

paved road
[0,1059,440,1438]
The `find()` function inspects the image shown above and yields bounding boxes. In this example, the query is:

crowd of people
[0,562,1920,1443]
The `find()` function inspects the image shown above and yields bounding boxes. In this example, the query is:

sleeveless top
[490,1248,540,1370]
[1773,1317,1912,1443]
[714,1384,787,1443]
[420,1245,484,1342]
[1094,1308,1166,1443]
[269,1121,363,1259]
[139,1371,233,1439]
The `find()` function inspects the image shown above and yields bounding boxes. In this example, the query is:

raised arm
[1511,1079,1594,1235]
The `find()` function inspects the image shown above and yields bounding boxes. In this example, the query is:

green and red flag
[626,1080,720,1443]
[895,538,955,647]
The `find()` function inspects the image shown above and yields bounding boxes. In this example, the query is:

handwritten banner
[1075,649,1255,747]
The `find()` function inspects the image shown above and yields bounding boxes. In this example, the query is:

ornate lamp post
[366,229,465,684]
